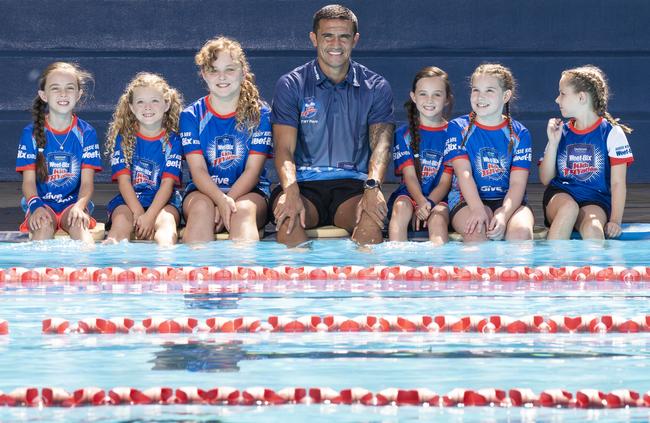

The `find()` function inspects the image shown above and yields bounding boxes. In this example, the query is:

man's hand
[355,188,387,228]
[274,189,306,234]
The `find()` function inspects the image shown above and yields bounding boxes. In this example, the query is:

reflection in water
[151,340,245,372]
[150,339,629,373]
[184,293,242,310]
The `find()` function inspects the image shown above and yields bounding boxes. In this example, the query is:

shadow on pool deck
[0,182,648,233]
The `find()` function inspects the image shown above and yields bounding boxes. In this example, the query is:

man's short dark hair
[312,4,358,34]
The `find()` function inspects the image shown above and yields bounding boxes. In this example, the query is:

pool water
[0,238,648,268]
[0,239,649,422]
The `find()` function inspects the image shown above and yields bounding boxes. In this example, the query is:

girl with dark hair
[16,62,101,244]
[388,66,453,244]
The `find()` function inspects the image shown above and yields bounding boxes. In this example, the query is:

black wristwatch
[363,178,381,190]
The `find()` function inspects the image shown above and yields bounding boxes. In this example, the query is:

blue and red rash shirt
[16,116,102,213]
[540,118,633,212]
[444,115,532,209]
[271,59,394,182]
[391,123,453,200]
[110,131,182,209]
[180,96,273,196]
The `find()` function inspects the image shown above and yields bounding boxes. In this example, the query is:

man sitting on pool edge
[270,4,395,247]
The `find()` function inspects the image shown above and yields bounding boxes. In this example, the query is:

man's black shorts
[270,179,363,227]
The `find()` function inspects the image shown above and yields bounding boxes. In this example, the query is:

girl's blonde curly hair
[195,36,262,133]
[105,72,183,167]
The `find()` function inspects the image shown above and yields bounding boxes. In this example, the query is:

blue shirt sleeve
[443,121,468,165]
[367,78,395,125]
[393,128,414,175]
[180,109,202,155]
[110,135,129,180]
[16,126,37,172]
[81,126,102,171]
[162,133,183,185]
[270,74,300,128]
[511,126,532,170]
[250,109,273,157]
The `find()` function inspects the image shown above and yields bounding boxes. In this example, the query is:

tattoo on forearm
[368,123,394,175]
[369,123,393,150]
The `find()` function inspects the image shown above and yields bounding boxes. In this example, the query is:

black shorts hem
[542,185,610,227]
[270,179,364,227]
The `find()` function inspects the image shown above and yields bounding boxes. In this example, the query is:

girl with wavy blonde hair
[180,36,273,243]
[104,72,184,246]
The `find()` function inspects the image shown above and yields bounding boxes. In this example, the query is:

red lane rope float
[40,314,650,334]
[0,386,649,408]
[0,319,8,335]
[1,265,649,285]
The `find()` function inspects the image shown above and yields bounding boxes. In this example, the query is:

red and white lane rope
[37,314,650,335]
[0,386,648,408]
[1,265,649,284]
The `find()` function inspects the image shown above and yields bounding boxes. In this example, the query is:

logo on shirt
[82,144,101,160]
[46,152,79,189]
[477,148,506,180]
[420,150,442,178]
[393,149,410,161]
[300,97,319,123]
[207,135,244,171]
[562,143,600,182]
[132,157,158,188]
[615,145,631,157]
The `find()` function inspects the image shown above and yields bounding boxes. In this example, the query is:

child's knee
[111,212,134,230]
[579,217,605,239]
[429,208,449,224]
[506,226,533,241]
[155,225,177,243]
[156,209,178,226]
[392,199,412,215]
[234,200,257,218]
[187,197,214,218]
[557,201,580,219]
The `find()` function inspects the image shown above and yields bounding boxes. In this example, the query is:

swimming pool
[0,238,649,268]
[1,239,649,422]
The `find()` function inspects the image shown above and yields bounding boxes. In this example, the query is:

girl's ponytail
[405,98,422,182]
[32,95,48,182]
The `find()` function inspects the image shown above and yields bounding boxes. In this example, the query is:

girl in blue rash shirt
[539,66,633,240]
[388,66,453,245]
[444,63,534,242]
[104,73,184,246]
[16,62,102,245]
[180,37,272,243]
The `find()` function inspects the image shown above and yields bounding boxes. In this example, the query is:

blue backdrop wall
[1,0,648,182]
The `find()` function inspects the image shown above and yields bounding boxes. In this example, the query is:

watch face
[364,179,378,189]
